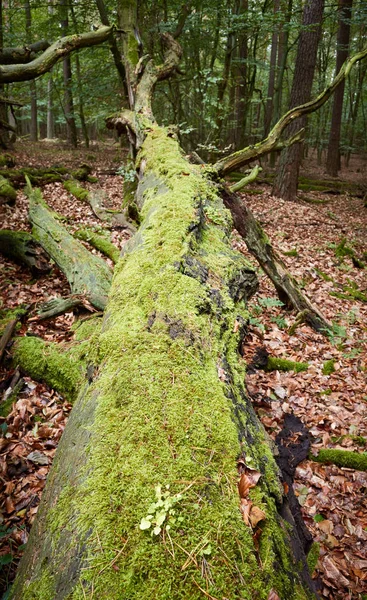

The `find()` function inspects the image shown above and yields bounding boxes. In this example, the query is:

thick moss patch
[311,449,367,471]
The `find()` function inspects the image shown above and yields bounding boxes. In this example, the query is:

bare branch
[215,46,367,175]
[0,26,112,84]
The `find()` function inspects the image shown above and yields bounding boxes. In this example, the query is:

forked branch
[214,46,367,175]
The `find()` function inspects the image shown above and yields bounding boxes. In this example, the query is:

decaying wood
[0,229,51,274]
[88,189,136,230]
[0,164,92,188]
[222,187,332,334]
[26,183,112,310]
[0,319,18,363]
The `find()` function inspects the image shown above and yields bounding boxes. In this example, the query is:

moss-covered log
[26,184,112,310]
[0,164,93,187]
[0,175,16,204]
[12,322,96,401]
[12,126,317,600]
[74,228,120,263]
[0,229,51,274]
[310,449,367,471]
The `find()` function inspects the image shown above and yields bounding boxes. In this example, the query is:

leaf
[0,554,13,565]
[155,512,166,527]
[267,590,281,600]
[153,526,161,535]
[238,469,261,498]
[249,505,266,528]
[239,498,252,525]
[139,517,152,530]
[26,451,49,465]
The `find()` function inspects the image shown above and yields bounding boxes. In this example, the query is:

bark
[221,187,332,333]
[325,0,353,176]
[0,229,51,274]
[0,26,112,84]
[60,0,77,147]
[11,125,318,600]
[0,40,49,65]
[272,0,324,200]
[26,183,112,309]
[263,0,279,138]
[25,0,38,142]
[0,164,92,187]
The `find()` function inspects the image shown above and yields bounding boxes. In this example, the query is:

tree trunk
[325,0,353,176]
[25,0,38,142]
[272,0,324,200]
[11,124,318,600]
[60,0,77,147]
[263,0,279,138]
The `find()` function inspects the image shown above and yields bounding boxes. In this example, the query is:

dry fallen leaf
[249,505,266,528]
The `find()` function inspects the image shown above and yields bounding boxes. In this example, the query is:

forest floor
[0,141,366,599]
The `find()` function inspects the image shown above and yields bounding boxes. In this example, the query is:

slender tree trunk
[25,0,38,142]
[0,0,10,148]
[269,0,292,167]
[46,76,55,139]
[229,0,248,150]
[273,0,324,200]
[70,5,89,148]
[264,0,279,137]
[60,0,77,147]
[325,0,353,176]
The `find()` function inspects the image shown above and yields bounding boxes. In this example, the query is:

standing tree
[272,0,324,200]
[1,2,366,597]
[325,0,353,176]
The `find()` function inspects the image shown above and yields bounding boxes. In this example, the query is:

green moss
[310,449,367,471]
[307,542,320,575]
[21,566,55,600]
[12,336,86,401]
[314,268,333,282]
[70,164,92,181]
[0,175,17,203]
[13,126,316,600]
[74,228,120,263]
[0,153,15,167]
[63,180,89,202]
[283,248,298,257]
[322,359,335,375]
[0,378,23,417]
[266,357,309,373]
[0,307,27,336]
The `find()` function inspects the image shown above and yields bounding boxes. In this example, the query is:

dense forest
[0,0,366,599]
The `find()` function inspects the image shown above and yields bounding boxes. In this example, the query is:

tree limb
[222,186,333,334]
[0,40,50,65]
[214,46,367,175]
[0,26,112,84]
[229,165,262,193]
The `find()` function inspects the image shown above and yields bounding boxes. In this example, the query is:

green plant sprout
[139,484,183,536]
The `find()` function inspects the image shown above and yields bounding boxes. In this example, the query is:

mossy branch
[12,336,85,401]
[229,165,262,193]
[310,449,367,472]
[215,46,367,175]
[74,229,120,263]
[0,26,112,83]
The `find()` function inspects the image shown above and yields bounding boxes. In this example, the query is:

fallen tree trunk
[0,229,51,274]
[0,164,93,187]
[222,187,333,334]
[12,126,317,600]
[26,183,112,310]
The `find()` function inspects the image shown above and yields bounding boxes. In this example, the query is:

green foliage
[322,359,335,376]
[140,484,183,536]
